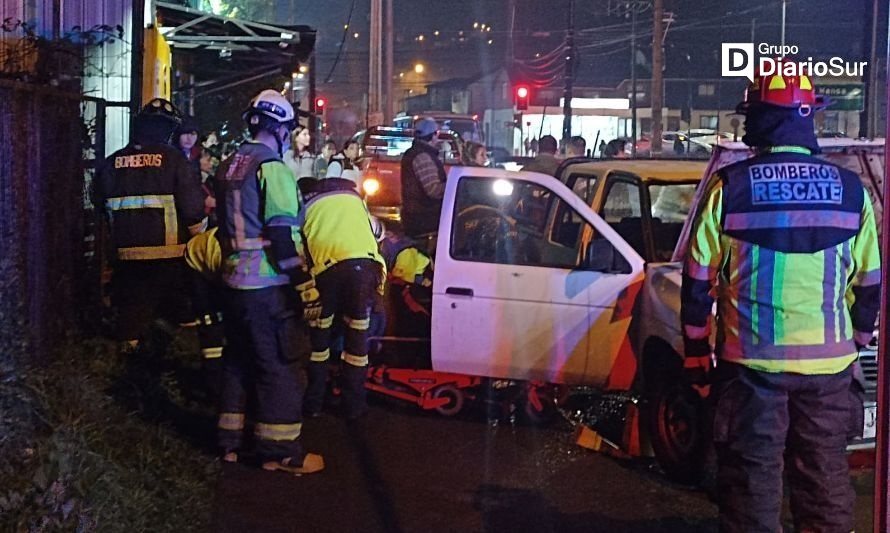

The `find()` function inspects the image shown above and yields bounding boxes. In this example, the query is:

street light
[414,63,425,74]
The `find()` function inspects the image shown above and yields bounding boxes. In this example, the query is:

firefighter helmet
[138,98,183,126]
[736,70,828,116]
[243,90,296,128]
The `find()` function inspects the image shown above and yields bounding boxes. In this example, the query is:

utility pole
[650,0,664,154]
[130,0,146,125]
[861,0,879,138]
[630,4,638,157]
[368,0,383,126]
[562,0,575,146]
[780,0,786,48]
[309,52,317,149]
[384,0,393,123]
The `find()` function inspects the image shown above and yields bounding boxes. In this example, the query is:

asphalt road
[210,394,876,533]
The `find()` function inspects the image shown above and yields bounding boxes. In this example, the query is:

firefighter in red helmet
[681,70,879,532]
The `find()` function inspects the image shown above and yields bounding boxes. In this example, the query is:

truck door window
[649,183,697,261]
[601,179,646,257]
[564,174,597,204]
[451,177,589,269]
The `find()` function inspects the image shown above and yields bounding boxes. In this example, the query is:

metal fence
[0,80,96,363]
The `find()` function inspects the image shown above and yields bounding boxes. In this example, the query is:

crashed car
[373,138,883,483]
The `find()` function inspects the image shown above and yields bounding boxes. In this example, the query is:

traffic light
[314,96,326,114]
[515,85,530,111]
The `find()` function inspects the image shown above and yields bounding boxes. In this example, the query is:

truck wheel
[519,384,558,425]
[432,384,464,417]
[646,380,707,485]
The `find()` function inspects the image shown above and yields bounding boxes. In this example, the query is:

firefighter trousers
[711,361,861,533]
[110,259,190,342]
[306,259,381,417]
[217,285,308,461]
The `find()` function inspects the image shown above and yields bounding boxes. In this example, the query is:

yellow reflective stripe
[202,346,223,359]
[344,316,370,331]
[310,349,330,362]
[218,412,245,431]
[341,352,368,367]
[255,422,302,442]
[315,315,334,330]
[117,244,186,260]
[106,194,179,245]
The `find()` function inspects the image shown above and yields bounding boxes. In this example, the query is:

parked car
[356,126,462,220]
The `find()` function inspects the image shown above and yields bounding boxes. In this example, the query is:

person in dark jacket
[94,98,206,352]
[400,117,446,240]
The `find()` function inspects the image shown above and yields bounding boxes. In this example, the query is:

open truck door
[431,167,645,387]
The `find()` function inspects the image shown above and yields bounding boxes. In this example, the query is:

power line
[324,0,357,83]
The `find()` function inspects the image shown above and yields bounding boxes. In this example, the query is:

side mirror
[583,238,632,274]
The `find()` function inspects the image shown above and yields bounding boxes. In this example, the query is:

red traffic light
[515,85,529,111]
[314,97,326,113]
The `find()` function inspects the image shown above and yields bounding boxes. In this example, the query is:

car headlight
[362,177,381,196]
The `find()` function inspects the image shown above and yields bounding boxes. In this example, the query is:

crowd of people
[95,90,437,476]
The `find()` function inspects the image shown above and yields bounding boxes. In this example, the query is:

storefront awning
[154,1,316,97]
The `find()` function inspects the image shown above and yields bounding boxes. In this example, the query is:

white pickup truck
[382,139,884,483]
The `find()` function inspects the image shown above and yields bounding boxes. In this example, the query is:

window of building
[822,112,840,135]
[699,115,718,130]
[697,83,715,96]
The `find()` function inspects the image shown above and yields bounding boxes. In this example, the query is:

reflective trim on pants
[218,412,245,431]
[202,346,224,359]
[342,351,368,367]
[310,349,330,362]
[344,316,370,331]
[255,422,302,442]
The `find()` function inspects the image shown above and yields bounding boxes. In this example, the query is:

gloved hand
[683,354,713,385]
[296,279,322,323]
[683,336,714,397]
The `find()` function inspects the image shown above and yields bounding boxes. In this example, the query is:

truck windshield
[364,131,414,158]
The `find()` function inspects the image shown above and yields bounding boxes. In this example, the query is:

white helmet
[243,89,296,127]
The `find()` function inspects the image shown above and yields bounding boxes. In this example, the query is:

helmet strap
[798,105,812,118]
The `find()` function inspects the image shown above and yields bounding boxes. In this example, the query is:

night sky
[275,0,885,105]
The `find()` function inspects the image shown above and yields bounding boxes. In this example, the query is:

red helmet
[736,69,828,115]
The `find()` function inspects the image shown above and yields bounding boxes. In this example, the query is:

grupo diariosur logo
[722,43,867,82]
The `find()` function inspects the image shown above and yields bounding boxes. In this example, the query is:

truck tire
[432,384,464,417]
[646,380,707,485]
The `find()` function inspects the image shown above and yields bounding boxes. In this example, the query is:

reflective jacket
[682,149,881,374]
[381,235,432,286]
[302,178,386,279]
[214,142,304,289]
[97,142,205,260]
[400,140,446,237]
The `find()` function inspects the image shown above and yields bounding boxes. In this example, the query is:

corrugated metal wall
[0,81,88,361]
[1,0,136,152]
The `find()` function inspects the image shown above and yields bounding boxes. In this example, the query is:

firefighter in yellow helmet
[681,70,879,532]
[183,227,225,398]
[298,175,386,419]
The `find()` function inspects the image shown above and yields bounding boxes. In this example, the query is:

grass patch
[0,333,219,532]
